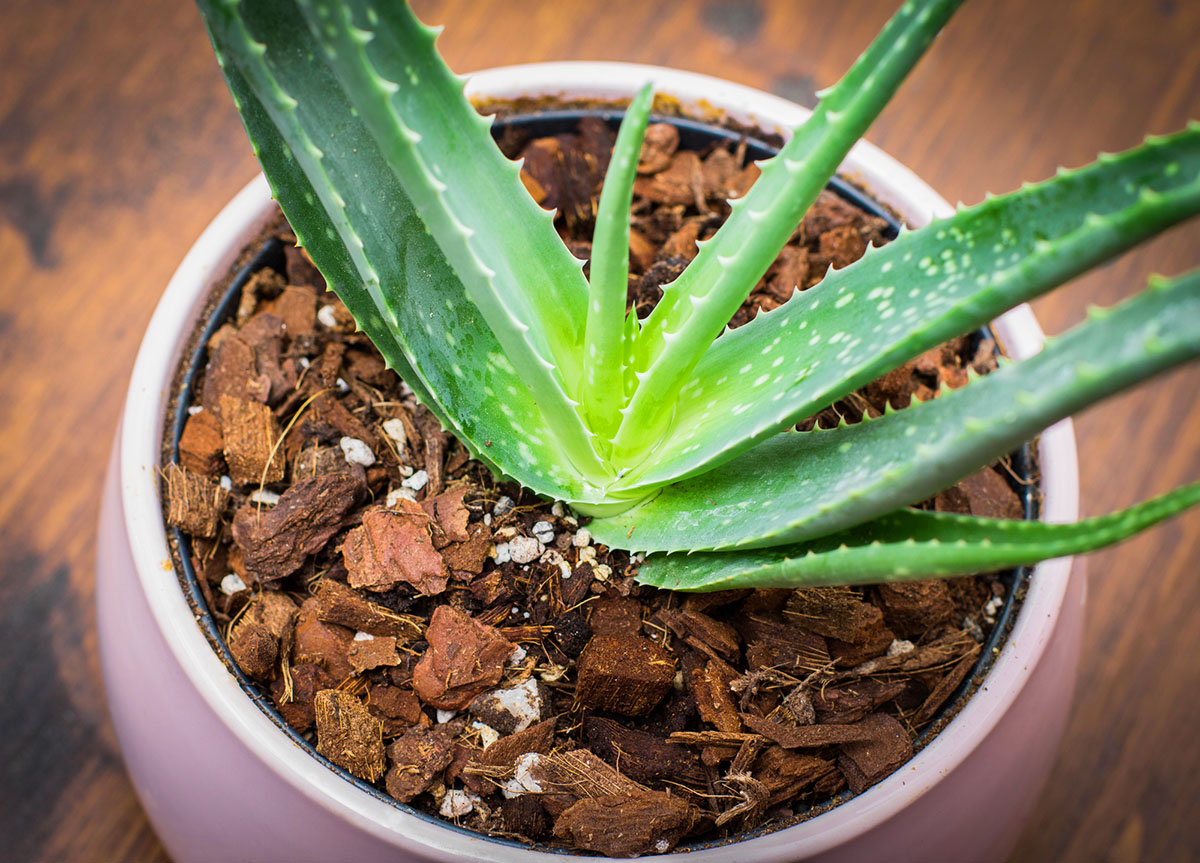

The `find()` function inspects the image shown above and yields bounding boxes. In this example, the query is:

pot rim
[118,61,1079,861]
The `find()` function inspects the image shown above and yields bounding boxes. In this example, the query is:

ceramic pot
[96,62,1084,863]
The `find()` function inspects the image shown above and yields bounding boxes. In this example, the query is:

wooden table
[1,1,1196,860]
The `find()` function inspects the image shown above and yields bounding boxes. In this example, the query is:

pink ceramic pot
[97,63,1084,862]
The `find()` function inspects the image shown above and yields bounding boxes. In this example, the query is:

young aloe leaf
[199,0,600,501]
[588,270,1200,550]
[636,483,1200,591]
[612,0,967,463]
[291,0,612,483]
[582,82,655,440]
[614,127,1200,492]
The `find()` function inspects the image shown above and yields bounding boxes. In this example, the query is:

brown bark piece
[584,716,705,785]
[274,284,316,338]
[348,635,400,674]
[464,717,557,794]
[576,635,675,716]
[165,463,228,538]
[284,244,325,290]
[753,746,838,806]
[313,578,424,640]
[428,484,470,543]
[552,792,697,858]
[958,467,1024,519]
[634,151,702,205]
[533,749,648,804]
[876,580,957,638]
[502,796,549,840]
[314,690,386,783]
[292,596,355,682]
[816,224,868,270]
[366,684,426,734]
[201,334,255,415]
[740,713,878,749]
[412,606,513,710]
[178,410,225,476]
[231,472,363,582]
[228,620,277,680]
[914,651,979,726]
[586,595,642,638]
[270,661,334,733]
[242,589,298,639]
[741,614,831,674]
[659,607,740,663]
[660,220,702,261]
[690,659,742,733]
[813,679,909,725]
[637,122,678,174]
[786,587,891,644]
[441,521,492,575]
[218,395,285,485]
[343,503,449,595]
[837,712,914,794]
[384,724,456,803]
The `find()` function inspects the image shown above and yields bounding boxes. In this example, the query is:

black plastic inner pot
[165,107,1037,853]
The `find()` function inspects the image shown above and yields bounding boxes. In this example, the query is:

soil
[163,115,1032,857]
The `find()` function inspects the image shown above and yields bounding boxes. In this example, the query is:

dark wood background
[1,1,1196,860]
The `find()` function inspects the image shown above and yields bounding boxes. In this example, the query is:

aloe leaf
[612,0,966,463]
[199,0,597,501]
[615,127,1200,492]
[636,483,1200,591]
[588,270,1200,550]
[583,82,655,439]
[291,0,612,483]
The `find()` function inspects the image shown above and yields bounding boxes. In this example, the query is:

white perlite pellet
[381,418,407,453]
[402,469,429,491]
[500,752,545,799]
[248,488,280,506]
[353,631,375,642]
[340,436,376,467]
[187,405,204,416]
[508,645,528,665]
[436,709,457,724]
[439,789,479,818]
[550,501,566,517]
[486,678,542,733]
[219,475,232,491]
[471,721,501,750]
[492,542,511,564]
[532,520,555,544]
[317,304,339,329]
[219,573,246,596]
[509,535,542,564]
[887,639,915,657]
[386,486,417,507]
[572,528,592,547]
[492,495,514,517]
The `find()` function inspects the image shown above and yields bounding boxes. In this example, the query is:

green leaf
[614,127,1200,493]
[198,0,600,501]
[636,483,1200,591]
[293,0,611,484]
[588,270,1200,550]
[611,0,967,464]
[582,82,655,440]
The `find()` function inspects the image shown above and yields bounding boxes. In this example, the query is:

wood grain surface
[0,1,1196,860]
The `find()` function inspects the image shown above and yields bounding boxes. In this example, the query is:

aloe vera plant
[198,0,1200,591]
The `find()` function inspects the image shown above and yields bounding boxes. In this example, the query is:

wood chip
[412,606,513,710]
[313,578,424,640]
[178,410,225,476]
[576,635,675,717]
[231,472,363,582]
[584,716,705,785]
[292,596,355,682]
[314,690,386,783]
[165,463,228,538]
[552,792,697,858]
[740,713,878,749]
[384,724,456,802]
[837,712,913,794]
[348,635,400,674]
[343,502,449,595]
[218,395,285,485]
